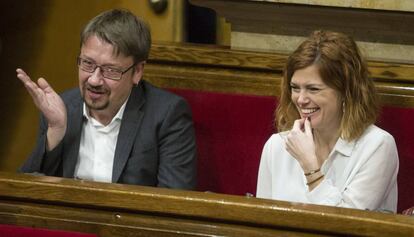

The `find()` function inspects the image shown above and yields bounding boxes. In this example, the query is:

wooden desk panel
[0,172,413,236]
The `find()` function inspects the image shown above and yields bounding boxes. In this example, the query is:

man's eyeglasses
[77,57,136,81]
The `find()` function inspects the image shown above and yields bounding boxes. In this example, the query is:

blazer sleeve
[19,113,64,176]
[156,98,197,190]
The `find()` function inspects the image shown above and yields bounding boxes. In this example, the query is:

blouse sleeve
[306,131,399,212]
[256,136,275,199]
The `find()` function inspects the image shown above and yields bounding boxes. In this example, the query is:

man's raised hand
[16,68,67,150]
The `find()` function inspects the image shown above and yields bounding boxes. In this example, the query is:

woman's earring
[342,101,345,114]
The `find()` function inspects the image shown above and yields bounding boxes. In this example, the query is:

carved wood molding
[147,42,414,107]
[189,0,414,45]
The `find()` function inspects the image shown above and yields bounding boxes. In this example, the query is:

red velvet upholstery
[0,224,96,237]
[171,88,414,213]
[169,89,276,195]
[376,106,414,213]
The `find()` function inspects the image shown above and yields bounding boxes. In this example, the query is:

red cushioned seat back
[170,88,414,213]
[169,89,277,196]
[377,106,414,213]
[0,224,96,237]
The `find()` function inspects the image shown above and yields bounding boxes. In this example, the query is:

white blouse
[256,125,399,212]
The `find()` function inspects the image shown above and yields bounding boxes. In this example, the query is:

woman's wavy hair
[276,30,379,141]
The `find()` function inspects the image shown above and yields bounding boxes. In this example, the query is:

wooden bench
[1,172,414,236]
[144,42,414,213]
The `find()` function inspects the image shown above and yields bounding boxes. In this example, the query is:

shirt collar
[83,95,130,124]
[333,136,356,157]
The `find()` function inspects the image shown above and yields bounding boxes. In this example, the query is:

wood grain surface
[1,172,414,236]
[146,42,414,107]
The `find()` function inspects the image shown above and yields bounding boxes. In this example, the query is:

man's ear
[132,61,145,85]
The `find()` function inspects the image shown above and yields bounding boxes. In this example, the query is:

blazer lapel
[63,95,83,178]
[112,84,145,182]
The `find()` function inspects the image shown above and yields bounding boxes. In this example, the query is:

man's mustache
[85,85,107,93]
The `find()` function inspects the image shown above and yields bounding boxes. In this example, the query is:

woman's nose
[297,90,309,104]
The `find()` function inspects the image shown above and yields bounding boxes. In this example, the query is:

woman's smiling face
[290,64,342,132]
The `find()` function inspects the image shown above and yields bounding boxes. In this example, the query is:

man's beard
[84,98,109,110]
[82,85,110,110]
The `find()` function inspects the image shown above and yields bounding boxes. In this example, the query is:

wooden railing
[0,172,413,236]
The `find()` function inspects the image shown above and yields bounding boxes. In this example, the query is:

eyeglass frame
[77,56,136,81]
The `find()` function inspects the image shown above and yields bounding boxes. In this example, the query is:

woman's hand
[402,206,414,216]
[285,118,319,172]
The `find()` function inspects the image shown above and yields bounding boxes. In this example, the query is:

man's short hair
[80,9,151,63]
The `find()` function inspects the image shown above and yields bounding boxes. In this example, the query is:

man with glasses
[16,9,197,189]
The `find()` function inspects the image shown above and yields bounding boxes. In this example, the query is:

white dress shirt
[74,100,128,183]
[256,125,399,212]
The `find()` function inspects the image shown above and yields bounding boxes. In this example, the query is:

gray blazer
[21,80,197,189]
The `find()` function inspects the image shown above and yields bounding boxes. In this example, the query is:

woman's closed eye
[308,87,321,93]
[290,85,300,93]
